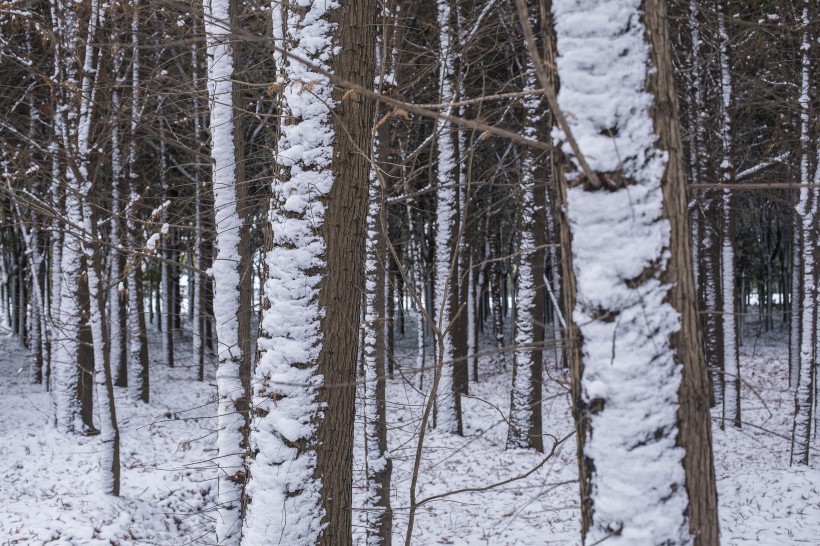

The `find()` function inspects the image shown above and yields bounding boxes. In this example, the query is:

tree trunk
[507,50,544,452]
[127,0,149,403]
[717,1,740,429]
[242,1,375,544]
[790,0,816,466]
[547,0,719,542]
[159,98,175,369]
[431,0,461,435]
[204,0,250,538]
[362,173,393,545]
[110,46,127,388]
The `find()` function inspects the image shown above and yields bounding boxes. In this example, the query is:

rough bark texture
[78,261,95,433]
[645,1,720,541]
[552,0,719,543]
[314,4,376,543]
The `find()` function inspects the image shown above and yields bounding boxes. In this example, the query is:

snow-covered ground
[1,316,818,545]
[0,335,216,545]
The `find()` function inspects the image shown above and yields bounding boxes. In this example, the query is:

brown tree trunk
[545,0,719,542]
[78,257,96,434]
[314,3,377,544]
[646,2,719,540]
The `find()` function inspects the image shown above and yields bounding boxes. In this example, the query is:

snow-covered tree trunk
[73,0,121,488]
[191,27,205,382]
[243,1,375,543]
[360,8,397,541]
[204,0,247,540]
[48,0,121,490]
[411,212,426,389]
[790,233,801,391]
[790,0,815,466]
[702,214,724,405]
[5,173,46,384]
[83,178,122,498]
[48,138,63,394]
[53,180,83,433]
[362,173,393,545]
[489,243,505,352]
[686,0,704,276]
[432,0,460,435]
[126,0,149,403]
[551,0,719,543]
[50,0,83,434]
[688,0,723,405]
[507,62,543,452]
[110,47,127,388]
[717,1,740,429]
[25,71,49,381]
[467,254,477,381]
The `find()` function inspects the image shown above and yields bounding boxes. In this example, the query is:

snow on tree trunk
[432,0,460,434]
[204,0,245,540]
[407,190,426,389]
[5,136,46,382]
[688,0,723,405]
[717,2,740,429]
[790,233,801,390]
[507,63,542,452]
[551,0,719,543]
[191,33,205,382]
[126,0,149,403]
[243,1,375,543]
[25,82,48,382]
[49,147,62,393]
[53,180,82,433]
[70,0,120,494]
[702,215,724,405]
[790,0,815,466]
[50,0,84,434]
[362,173,393,545]
[242,2,333,543]
[110,48,126,388]
[85,3,121,495]
[686,0,704,276]
[468,254,476,381]
[83,197,121,497]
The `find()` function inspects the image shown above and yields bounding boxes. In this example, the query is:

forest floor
[0,315,818,545]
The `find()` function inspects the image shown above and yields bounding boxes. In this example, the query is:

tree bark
[546,0,720,542]
[242,1,376,544]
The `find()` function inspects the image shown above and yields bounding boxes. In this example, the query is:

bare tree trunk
[158,97,174,368]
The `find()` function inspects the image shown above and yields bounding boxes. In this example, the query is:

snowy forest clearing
[1,317,818,545]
